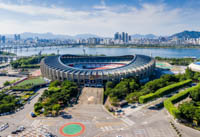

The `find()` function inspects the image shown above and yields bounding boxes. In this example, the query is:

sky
[0,0,200,36]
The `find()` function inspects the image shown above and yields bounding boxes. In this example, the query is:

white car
[18,126,25,131]
[0,123,9,132]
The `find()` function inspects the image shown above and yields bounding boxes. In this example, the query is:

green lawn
[17,77,46,86]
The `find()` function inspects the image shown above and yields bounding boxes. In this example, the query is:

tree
[110,97,119,106]
[3,81,10,87]
[178,102,196,122]
[49,80,61,87]
[185,68,194,79]
[193,72,200,82]
[106,81,115,89]
[126,92,144,103]
[161,74,178,82]
[52,104,61,114]
[34,103,43,114]
[0,93,20,113]
[190,87,200,101]
[113,81,129,98]
[194,109,200,124]
[129,80,139,92]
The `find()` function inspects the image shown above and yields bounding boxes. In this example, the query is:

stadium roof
[44,54,153,74]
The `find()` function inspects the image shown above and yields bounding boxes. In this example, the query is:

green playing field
[17,77,46,86]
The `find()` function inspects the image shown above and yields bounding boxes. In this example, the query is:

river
[12,46,200,58]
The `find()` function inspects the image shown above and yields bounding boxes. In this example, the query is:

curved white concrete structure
[189,62,200,72]
[40,54,155,86]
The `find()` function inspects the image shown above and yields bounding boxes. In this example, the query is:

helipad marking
[60,122,85,137]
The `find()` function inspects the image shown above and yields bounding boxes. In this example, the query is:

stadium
[189,62,200,72]
[40,54,155,87]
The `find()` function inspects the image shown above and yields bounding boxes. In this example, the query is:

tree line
[155,57,200,66]
[11,54,55,69]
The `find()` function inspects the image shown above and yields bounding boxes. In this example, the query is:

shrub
[164,99,181,118]
[139,93,157,104]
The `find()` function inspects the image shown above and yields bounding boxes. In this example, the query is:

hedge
[139,93,157,104]
[139,79,192,104]
[164,83,200,118]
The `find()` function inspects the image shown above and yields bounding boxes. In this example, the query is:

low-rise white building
[189,62,200,72]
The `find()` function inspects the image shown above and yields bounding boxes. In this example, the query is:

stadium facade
[40,54,155,87]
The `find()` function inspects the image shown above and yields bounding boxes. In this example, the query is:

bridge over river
[0,55,26,63]
[0,43,81,54]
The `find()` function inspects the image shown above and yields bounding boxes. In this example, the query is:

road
[0,88,47,136]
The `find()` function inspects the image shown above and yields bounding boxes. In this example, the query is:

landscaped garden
[104,68,200,107]
[164,83,200,130]
[105,74,181,106]
[34,80,79,116]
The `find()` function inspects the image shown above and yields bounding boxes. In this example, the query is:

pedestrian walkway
[120,117,135,126]
[31,120,42,128]
[79,87,104,105]
[100,126,114,132]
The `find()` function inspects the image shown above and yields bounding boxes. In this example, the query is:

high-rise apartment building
[122,32,125,42]
[114,32,131,43]
[114,32,119,40]
[14,34,21,41]
[1,36,6,43]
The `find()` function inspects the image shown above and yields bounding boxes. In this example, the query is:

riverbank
[83,44,200,49]
[0,51,16,56]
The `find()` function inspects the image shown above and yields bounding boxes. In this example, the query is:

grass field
[17,77,46,86]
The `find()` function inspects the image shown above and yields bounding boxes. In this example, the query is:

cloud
[17,0,32,4]
[0,2,89,19]
[94,0,106,9]
[0,1,199,36]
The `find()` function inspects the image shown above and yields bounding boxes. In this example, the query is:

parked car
[30,112,36,117]
[0,123,9,132]
[130,105,137,109]
[44,132,54,137]
[17,126,25,132]
[11,131,18,134]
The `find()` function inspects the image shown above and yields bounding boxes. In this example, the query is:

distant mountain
[131,34,157,39]
[5,32,101,40]
[73,34,100,39]
[21,32,73,39]
[171,31,200,39]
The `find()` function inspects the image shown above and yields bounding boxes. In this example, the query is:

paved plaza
[0,87,200,137]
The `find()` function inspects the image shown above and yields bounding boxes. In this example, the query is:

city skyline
[0,0,199,36]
